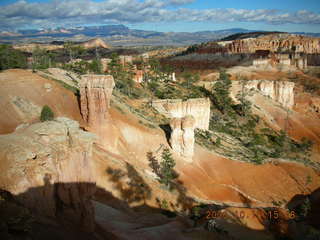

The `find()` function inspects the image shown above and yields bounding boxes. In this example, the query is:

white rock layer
[152,98,210,130]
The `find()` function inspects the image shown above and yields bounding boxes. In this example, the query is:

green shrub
[40,105,54,122]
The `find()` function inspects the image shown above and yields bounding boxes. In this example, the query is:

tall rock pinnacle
[170,115,196,161]
[80,75,115,146]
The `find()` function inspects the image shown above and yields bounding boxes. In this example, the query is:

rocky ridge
[217,34,320,54]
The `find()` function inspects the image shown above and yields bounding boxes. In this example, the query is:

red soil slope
[0,69,83,134]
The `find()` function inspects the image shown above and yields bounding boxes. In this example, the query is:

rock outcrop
[217,34,320,54]
[152,98,210,130]
[253,53,308,70]
[0,118,96,232]
[230,80,295,109]
[80,38,111,49]
[80,75,115,146]
[170,115,195,160]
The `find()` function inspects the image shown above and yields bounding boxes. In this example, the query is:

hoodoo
[152,98,210,130]
[170,115,195,161]
[80,75,115,147]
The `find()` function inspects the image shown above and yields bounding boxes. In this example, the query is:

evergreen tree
[236,78,252,116]
[212,71,233,114]
[159,148,177,187]
[89,58,103,74]
[40,105,54,122]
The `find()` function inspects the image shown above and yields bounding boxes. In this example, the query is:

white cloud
[168,0,195,5]
[0,0,319,30]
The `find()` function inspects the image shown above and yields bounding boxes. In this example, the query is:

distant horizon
[0,0,320,33]
[2,24,320,35]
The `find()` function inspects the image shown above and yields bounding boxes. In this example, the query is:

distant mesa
[12,37,111,52]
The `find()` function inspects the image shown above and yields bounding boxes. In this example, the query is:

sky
[0,0,320,32]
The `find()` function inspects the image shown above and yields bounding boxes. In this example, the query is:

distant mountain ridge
[1,25,320,46]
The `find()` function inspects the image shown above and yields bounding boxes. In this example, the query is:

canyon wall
[229,80,295,109]
[80,75,115,147]
[170,116,195,160]
[218,34,320,54]
[152,98,210,130]
[0,118,97,232]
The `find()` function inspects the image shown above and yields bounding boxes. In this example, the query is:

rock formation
[80,38,111,49]
[0,118,96,232]
[133,69,144,83]
[230,80,295,109]
[252,53,308,70]
[80,75,115,146]
[170,115,195,160]
[217,34,320,54]
[152,98,210,130]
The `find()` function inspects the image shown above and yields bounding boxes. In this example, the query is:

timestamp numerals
[263,210,296,220]
[206,210,227,219]
[205,209,296,220]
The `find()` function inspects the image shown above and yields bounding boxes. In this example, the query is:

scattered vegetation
[143,61,205,100]
[195,71,314,166]
[40,105,54,122]
[112,90,168,126]
[62,58,103,75]
[0,44,28,70]
[31,46,57,71]
[108,53,136,97]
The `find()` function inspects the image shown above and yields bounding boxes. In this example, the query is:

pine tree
[212,71,233,114]
[40,105,54,122]
[159,148,177,187]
